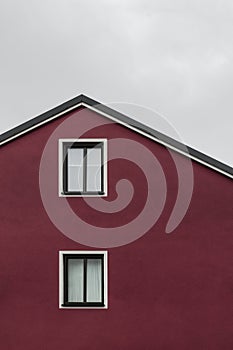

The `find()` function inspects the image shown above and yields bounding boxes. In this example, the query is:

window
[59,139,107,196]
[59,251,108,309]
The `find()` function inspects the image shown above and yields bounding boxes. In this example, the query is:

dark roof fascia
[0,94,232,178]
[84,97,233,177]
[0,95,85,144]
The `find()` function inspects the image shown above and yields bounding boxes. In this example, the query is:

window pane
[86,145,102,192]
[67,148,84,191]
[86,166,101,192]
[68,148,83,165]
[86,259,102,302]
[68,166,84,191]
[87,148,102,166]
[68,259,84,302]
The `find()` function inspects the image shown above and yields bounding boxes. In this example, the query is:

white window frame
[59,250,108,309]
[58,139,108,197]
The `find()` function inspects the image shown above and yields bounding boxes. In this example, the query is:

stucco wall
[0,107,232,349]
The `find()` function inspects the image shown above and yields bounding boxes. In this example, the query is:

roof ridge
[1,94,232,178]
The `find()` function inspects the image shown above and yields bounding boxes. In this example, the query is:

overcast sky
[0,0,232,166]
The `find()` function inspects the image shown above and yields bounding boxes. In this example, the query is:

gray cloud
[0,0,232,166]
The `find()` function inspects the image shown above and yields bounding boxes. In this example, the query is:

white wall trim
[59,250,108,310]
[1,101,232,179]
[82,103,233,180]
[0,103,83,146]
[58,138,108,197]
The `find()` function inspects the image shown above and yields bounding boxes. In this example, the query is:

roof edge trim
[0,94,232,179]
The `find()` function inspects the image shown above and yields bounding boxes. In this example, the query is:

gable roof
[0,94,232,179]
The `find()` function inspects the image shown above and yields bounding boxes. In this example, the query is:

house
[0,94,232,349]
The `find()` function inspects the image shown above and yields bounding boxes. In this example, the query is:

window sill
[62,302,105,307]
[59,304,108,310]
[63,191,105,195]
[59,191,107,197]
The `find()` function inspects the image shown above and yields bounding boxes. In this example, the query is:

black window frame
[62,141,105,196]
[62,253,105,308]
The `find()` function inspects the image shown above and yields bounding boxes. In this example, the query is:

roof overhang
[0,94,232,179]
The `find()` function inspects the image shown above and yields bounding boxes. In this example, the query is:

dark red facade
[0,106,232,349]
